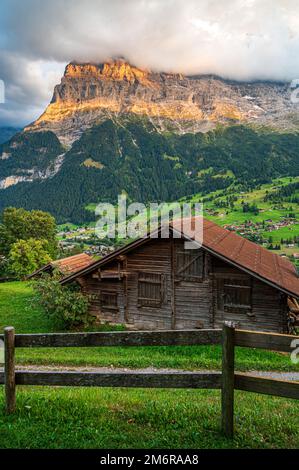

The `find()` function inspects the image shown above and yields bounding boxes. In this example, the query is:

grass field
[0,281,298,449]
[0,387,298,449]
[209,178,297,217]
[1,282,298,372]
[186,176,299,246]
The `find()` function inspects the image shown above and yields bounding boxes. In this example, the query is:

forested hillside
[1,118,299,223]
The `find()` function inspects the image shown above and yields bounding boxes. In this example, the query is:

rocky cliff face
[25,59,298,145]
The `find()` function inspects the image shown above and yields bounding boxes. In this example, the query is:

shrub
[32,273,93,329]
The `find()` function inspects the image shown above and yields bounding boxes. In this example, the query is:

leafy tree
[0,207,57,257]
[9,238,52,278]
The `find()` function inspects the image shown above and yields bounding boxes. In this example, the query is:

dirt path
[3,364,298,382]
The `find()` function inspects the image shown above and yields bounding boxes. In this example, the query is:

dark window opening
[138,272,164,308]
[217,278,252,314]
[175,249,204,281]
[100,291,118,310]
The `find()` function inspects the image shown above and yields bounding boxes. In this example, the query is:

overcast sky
[1,0,299,127]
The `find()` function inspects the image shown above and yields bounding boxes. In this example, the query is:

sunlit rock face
[26,58,297,145]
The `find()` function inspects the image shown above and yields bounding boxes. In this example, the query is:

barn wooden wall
[78,260,126,324]
[173,239,212,329]
[125,239,173,329]
[78,238,287,333]
[211,258,286,332]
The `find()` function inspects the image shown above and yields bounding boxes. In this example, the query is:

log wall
[79,238,287,332]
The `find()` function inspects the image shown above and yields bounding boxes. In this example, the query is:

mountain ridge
[1,59,299,223]
[25,59,299,145]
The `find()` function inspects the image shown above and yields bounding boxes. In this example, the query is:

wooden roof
[173,218,299,298]
[52,253,93,274]
[61,218,299,298]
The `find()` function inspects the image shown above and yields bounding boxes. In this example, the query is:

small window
[100,291,118,310]
[217,278,252,314]
[176,249,204,281]
[138,272,163,308]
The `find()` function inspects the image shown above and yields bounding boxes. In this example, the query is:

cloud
[0,51,65,126]
[0,0,299,126]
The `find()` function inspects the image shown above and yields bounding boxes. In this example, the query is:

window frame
[137,271,164,308]
[175,248,205,282]
[217,276,253,315]
[100,290,119,311]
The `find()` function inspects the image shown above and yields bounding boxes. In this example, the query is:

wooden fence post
[221,321,235,438]
[4,327,16,414]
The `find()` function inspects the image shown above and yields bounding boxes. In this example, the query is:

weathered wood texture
[4,327,16,414]
[11,329,222,348]
[235,374,299,399]
[173,240,212,329]
[80,275,126,324]
[1,327,293,352]
[212,258,285,333]
[126,239,173,329]
[235,329,295,353]
[76,237,288,333]
[221,322,235,439]
[14,371,222,389]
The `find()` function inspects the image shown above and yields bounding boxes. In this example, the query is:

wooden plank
[235,329,295,353]
[235,373,299,399]
[171,237,176,329]
[4,327,16,414]
[221,322,235,439]
[15,371,222,389]
[10,329,222,348]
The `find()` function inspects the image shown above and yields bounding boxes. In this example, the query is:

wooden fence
[0,323,298,438]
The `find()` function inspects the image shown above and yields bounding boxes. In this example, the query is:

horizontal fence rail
[0,329,222,348]
[0,327,294,351]
[1,324,298,438]
[234,329,296,353]
[235,374,299,400]
[0,371,222,389]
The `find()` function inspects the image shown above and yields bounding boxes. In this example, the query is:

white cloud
[0,52,65,126]
[0,0,299,126]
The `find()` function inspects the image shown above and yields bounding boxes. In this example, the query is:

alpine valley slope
[0,59,299,223]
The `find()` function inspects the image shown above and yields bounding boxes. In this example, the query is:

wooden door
[173,241,211,329]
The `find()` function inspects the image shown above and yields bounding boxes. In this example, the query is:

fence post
[221,321,235,438]
[4,327,16,414]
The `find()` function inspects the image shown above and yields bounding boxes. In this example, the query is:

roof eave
[26,263,53,280]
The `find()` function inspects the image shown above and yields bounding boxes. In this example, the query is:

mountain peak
[64,59,154,86]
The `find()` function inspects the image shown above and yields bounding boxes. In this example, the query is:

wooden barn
[61,218,299,333]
